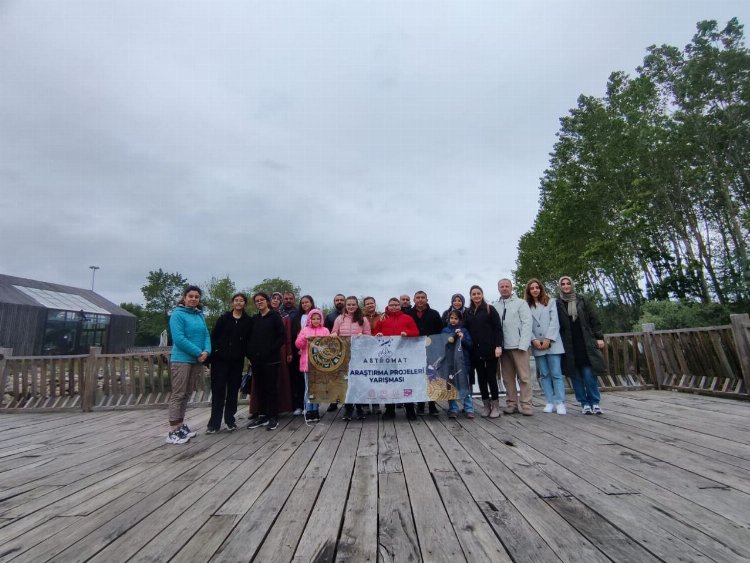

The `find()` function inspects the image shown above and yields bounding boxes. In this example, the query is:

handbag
[240,367,253,395]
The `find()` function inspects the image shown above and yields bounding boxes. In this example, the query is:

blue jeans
[303,373,318,413]
[571,365,601,407]
[448,394,474,413]
[536,354,565,404]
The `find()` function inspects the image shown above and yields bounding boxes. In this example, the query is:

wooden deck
[1,391,749,562]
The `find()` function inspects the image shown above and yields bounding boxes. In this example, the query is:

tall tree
[140,269,188,332]
[202,275,237,329]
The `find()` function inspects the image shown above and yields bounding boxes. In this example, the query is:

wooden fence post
[641,323,662,390]
[81,346,101,412]
[0,348,12,408]
[730,314,750,396]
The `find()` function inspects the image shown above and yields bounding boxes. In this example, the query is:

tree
[248,278,302,313]
[120,302,163,346]
[141,269,188,334]
[515,18,750,324]
[202,275,237,329]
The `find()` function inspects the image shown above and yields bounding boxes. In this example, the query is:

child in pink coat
[294,309,330,421]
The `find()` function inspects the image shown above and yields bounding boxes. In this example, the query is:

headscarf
[558,276,578,322]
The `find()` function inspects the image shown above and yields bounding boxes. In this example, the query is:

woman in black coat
[208,293,252,433]
[463,285,503,418]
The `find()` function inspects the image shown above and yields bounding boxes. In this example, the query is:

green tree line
[515,18,750,331]
[121,269,300,345]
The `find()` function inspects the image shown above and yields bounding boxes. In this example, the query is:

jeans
[571,365,601,407]
[536,354,565,405]
[303,372,318,413]
[448,394,474,413]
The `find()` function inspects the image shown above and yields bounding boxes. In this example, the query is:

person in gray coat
[497,278,534,415]
[557,276,606,415]
[524,279,566,415]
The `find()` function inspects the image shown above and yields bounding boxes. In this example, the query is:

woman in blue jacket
[167,285,211,444]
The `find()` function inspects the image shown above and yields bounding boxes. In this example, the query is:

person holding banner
[463,285,503,418]
[295,308,330,422]
[331,296,372,420]
[442,310,475,418]
[378,297,420,420]
[362,296,383,414]
[408,290,443,415]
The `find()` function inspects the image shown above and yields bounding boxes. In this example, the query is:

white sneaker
[166,429,189,444]
[556,403,567,415]
[543,403,555,413]
[293,408,303,416]
[582,405,593,415]
[592,404,602,415]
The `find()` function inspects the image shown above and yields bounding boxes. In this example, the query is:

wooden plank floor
[1,391,749,562]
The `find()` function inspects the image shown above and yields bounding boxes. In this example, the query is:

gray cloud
[2,0,747,311]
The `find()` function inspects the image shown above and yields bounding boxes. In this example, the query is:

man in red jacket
[378,298,419,420]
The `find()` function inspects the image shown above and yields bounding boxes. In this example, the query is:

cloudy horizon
[2,1,748,311]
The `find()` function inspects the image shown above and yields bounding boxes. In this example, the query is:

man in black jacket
[408,290,443,415]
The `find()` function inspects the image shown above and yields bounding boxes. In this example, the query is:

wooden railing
[0,347,228,412]
[1,313,747,411]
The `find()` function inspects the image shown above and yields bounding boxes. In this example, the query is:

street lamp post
[89,266,100,291]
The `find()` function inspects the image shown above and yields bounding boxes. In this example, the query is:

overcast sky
[2,1,748,311]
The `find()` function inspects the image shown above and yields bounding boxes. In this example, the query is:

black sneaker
[205,426,219,434]
[226,422,237,432]
[405,405,417,421]
[342,409,353,421]
[416,403,425,415]
[247,417,269,429]
[429,402,439,416]
[266,418,279,430]
[327,402,338,412]
[356,408,366,420]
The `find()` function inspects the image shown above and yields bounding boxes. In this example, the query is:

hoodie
[294,309,331,372]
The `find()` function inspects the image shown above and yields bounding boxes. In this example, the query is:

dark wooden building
[0,274,136,356]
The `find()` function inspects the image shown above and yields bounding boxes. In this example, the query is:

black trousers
[474,357,499,400]
[289,356,304,411]
[255,361,280,418]
[209,358,244,428]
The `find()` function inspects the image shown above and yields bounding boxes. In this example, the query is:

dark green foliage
[634,300,734,330]
[515,18,750,327]
[120,302,163,346]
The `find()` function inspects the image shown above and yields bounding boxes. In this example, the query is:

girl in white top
[524,279,566,414]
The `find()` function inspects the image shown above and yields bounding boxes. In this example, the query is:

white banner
[345,336,428,404]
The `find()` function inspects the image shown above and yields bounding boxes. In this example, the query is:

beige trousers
[168,362,202,424]
[500,349,533,409]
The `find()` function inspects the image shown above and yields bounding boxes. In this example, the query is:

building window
[42,310,110,355]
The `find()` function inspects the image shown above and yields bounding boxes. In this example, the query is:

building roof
[0,273,135,317]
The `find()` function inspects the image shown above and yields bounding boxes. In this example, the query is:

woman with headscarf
[441,293,467,326]
[557,276,606,415]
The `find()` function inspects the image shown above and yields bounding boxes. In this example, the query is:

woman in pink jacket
[331,296,371,420]
[294,309,330,422]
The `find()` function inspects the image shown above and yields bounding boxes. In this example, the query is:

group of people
[165,277,607,445]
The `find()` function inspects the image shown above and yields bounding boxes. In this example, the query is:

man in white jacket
[497,278,534,415]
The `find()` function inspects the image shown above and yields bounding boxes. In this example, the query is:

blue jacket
[441,325,473,374]
[170,306,211,363]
